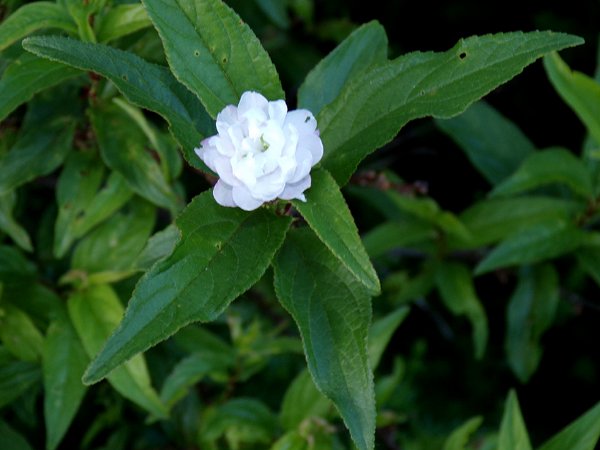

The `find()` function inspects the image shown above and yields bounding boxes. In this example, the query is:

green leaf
[506,265,559,383]
[443,416,483,450]
[577,246,600,287]
[22,36,211,168]
[142,0,284,117]
[160,352,233,409]
[538,401,600,450]
[490,148,594,200]
[280,369,331,430]
[298,21,388,116]
[475,220,585,275]
[292,168,380,294]
[0,190,32,252]
[498,390,532,450]
[200,398,278,447]
[0,54,80,123]
[435,262,488,359]
[371,189,471,241]
[0,118,75,195]
[0,304,44,362]
[71,199,155,276]
[0,2,76,51]
[0,421,34,450]
[96,4,152,43]
[112,97,183,182]
[368,307,409,369]
[363,220,436,258]
[43,318,88,450]
[273,228,375,450]
[254,0,290,29]
[90,102,182,213]
[54,152,133,259]
[67,284,167,418]
[82,192,291,384]
[317,31,583,185]
[134,224,180,271]
[0,360,40,408]
[457,196,582,249]
[435,101,535,185]
[544,52,600,148]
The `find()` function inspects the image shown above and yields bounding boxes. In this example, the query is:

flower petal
[300,133,324,164]
[284,109,318,135]
[279,175,311,201]
[268,100,287,126]
[216,105,238,134]
[213,180,236,207]
[238,91,269,116]
[232,186,264,211]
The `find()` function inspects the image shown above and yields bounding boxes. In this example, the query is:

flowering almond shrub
[0,0,599,449]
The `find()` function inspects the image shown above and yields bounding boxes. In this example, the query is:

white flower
[195,91,323,211]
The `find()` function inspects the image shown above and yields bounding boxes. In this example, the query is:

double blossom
[195,91,323,211]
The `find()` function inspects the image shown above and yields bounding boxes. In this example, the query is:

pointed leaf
[475,220,585,275]
[577,246,600,287]
[298,21,388,115]
[273,228,375,450]
[83,192,291,384]
[544,52,600,147]
[368,307,409,369]
[134,224,180,271]
[506,265,559,383]
[0,304,44,362]
[22,36,212,168]
[0,190,32,252]
[490,147,594,200]
[280,369,331,430]
[142,0,284,117]
[0,360,40,408]
[0,54,80,123]
[436,101,535,185]
[317,31,583,185]
[0,421,34,450]
[71,200,155,274]
[498,390,532,450]
[443,416,483,450]
[0,118,75,195]
[538,401,600,450]
[90,102,182,213]
[200,398,278,446]
[54,152,133,258]
[96,4,152,43]
[292,168,380,294]
[68,284,167,418]
[458,196,582,249]
[436,262,488,359]
[43,318,88,450]
[0,1,76,51]
[363,220,436,258]
[160,352,233,409]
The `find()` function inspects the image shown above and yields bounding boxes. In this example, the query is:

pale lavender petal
[279,175,311,201]
[232,186,264,211]
[268,100,287,126]
[238,91,269,116]
[299,133,324,164]
[214,156,239,186]
[213,180,236,207]
[216,105,238,134]
[284,109,317,135]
